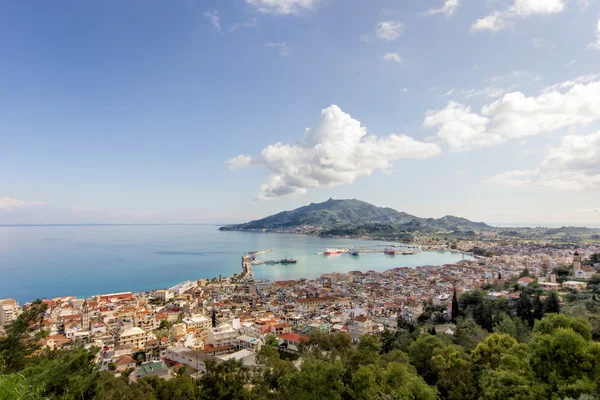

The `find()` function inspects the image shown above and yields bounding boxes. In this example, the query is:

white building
[154,290,174,302]
[165,346,209,372]
[208,323,238,347]
[168,281,197,296]
[183,315,211,332]
[0,299,19,327]
[216,349,256,367]
[236,335,262,352]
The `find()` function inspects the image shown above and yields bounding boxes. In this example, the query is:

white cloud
[228,105,441,199]
[487,169,540,187]
[461,86,509,99]
[0,197,46,210]
[246,0,319,15]
[444,88,455,97]
[380,52,402,64]
[401,88,409,93]
[204,10,221,32]
[423,0,461,17]
[530,37,555,48]
[265,42,290,56]
[472,0,566,33]
[565,59,577,68]
[229,18,258,31]
[424,76,600,150]
[488,132,600,190]
[590,18,600,49]
[424,102,502,150]
[376,21,406,41]
[471,11,513,32]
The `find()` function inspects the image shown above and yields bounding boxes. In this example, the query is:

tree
[492,313,530,343]
[533,314,592,341]
[0,300,48,373]
[516,290,533,326]
[451,290,459,322]
[453,317,488,352]
[544,291,561,314]
[197,359,251,400]
[533,294,545,321]
[23,346,100,400]
[408,334,446,384]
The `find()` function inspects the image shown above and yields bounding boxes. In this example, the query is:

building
[115,355,136,372]
[573,251,582,271]
[208,324,238,347]
[183,315,211,332]
[118,327,147,348]
[563,281,588,291]
[154,290,174,303]
[130,361,171,383]
[518,277,535,287]
[236,335,262,352]
[0,299,18,327]
[169,281,197,296]
[348,315,373,338]
[574,266,596,280]
[165,346,209,372]
[215,349,256,367]
[278,333,308,352]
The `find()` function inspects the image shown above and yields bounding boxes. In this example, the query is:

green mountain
[219,198,494,238]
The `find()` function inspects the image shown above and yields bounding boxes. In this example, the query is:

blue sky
[1,0,599,226]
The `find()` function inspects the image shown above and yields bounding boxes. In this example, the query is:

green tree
[544,291,561,314]
[408,334,446,384]
[492,313,530,343]
[453,317,488,352]
[197,359,251,400]
[0,300,48,373]
[23,346,100,400]
[451,290,459,322]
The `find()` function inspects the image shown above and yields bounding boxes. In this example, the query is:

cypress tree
[544,291,560,314]
[451,290,459,322]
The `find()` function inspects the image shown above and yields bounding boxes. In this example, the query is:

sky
[1,0,600,226]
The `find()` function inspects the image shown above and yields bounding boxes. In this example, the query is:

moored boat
[279,258,297,264]
[384,247,396,255]
[349,247,360,256]
[324,248,344,255]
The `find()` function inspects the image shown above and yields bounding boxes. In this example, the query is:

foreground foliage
[2,293,600,399]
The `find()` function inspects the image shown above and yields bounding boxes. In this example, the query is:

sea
[0,224,472,304]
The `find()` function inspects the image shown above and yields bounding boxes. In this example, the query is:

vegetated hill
[543,226,600,236]
[219,198,495,236]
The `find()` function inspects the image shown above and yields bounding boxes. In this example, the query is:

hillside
[219,198,495,238]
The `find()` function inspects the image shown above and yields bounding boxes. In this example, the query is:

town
[1,238,600,384]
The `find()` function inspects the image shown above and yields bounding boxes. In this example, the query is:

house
[563,281,588,291]
[208,324,238,347]
[574,266,596,281]
[115,355,136,372]
[118,327,147,349]
[183,315,211,332]
[540,282,561,291]
[165,346,209,372]
[215,349,256,367]
[236,335,262,352]
[278,333,308,352]
[129,361,171,383]
[348,315,373,339]
[518,277,535,287]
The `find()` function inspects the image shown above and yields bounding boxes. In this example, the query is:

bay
[0,224,472,303]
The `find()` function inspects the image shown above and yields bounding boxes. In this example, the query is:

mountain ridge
[219,198,494,238]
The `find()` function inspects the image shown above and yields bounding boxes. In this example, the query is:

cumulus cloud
[472,0,566,33]
[204,10,221,31]
[375,21,406,41]
[228,105,441,199]
[246,0,319,15]
[424,76,600,150]
[488,132,600,190]
[423,0,461,17]
[265,42,290,56]
[0,197,46,210]
[380,52,402,64]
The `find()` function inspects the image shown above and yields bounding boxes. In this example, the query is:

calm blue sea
[0,225,471,303]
